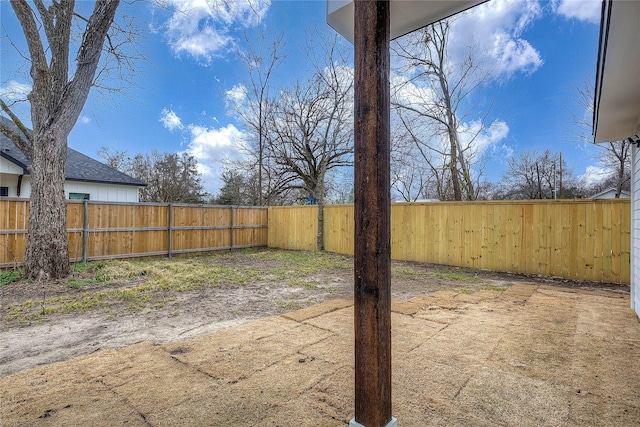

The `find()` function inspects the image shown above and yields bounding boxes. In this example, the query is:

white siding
[64,182,140,202]
[0,170,139,202]
[632,146,640,316]
[1,158,26,197]
[0,173,19,196]
[0,157,24,174]
[0,173,29,197]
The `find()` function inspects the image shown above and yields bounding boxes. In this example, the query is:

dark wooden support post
[352,1,394,426]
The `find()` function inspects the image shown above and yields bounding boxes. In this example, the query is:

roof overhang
[327,0,486,43]
[593,0,640,143]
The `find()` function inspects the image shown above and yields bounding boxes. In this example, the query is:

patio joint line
[95,378,153,427]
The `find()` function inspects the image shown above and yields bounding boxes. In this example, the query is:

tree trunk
[25,126,69,279]
[316,171,326,251]
[316,202,324,251]
[7,0,120,280]
[448,127,462,201]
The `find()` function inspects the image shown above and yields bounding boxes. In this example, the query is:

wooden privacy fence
[268,200,631,284]
[0,199,268,267]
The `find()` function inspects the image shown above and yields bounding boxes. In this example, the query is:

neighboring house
[593,0,640,317]
[589,188,630,199]
[0,117,146,202]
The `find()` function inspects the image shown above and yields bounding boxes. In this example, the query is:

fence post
[168,203,173,259]
[230,206,235,251]
[83,199,88,263]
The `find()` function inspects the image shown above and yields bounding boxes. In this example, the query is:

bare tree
[572,78,631,198]
[96,146,129,171]
[391,109,455,201]
[99,148,207,203]
[227,30,285,206]
[595,141,632,197]
[265,35,353,249]
[498,149,581,200]
[392,20,494,201]
[0,0,121,279]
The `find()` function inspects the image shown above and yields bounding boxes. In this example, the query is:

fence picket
[268,200,631,284]
[0,199,267,266]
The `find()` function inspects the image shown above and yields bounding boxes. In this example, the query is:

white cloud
[160,108,184,131]
[391,72,509,159]
[225,84,248,109]
[495,143,514,160]
[185,123,247,193]
[0,80,31,101]
[450,0,544,77]
[579,165,610,187]
[160,0,271,63]
[488,34,542,76]
[79,116,91,124]
[552,0,601,24]
[391,74,438,109]
[459,119,510,157]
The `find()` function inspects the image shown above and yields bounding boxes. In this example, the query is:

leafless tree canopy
[496,149,582,200]
[221,31,353,248]
[224,32,354,205]
[571,78,631,198]
[227,30,286,206]
[391,20,494,201]
[99,147,207,203]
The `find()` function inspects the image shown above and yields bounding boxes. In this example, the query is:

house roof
[0,116,146,187]
[590,188,630,199]
[593,0,640,142]
[327,0,487,44]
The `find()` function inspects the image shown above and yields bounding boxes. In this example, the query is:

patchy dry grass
[392,264,482,283]
[2,249,355,323]
[2,248,569,325]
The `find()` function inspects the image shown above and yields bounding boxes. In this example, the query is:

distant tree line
[99,148,208,203]
[210,20,630,206]
[102,21,631,208]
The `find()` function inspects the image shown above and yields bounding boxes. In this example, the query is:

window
[0,187,8,197]
[69,192,90,200]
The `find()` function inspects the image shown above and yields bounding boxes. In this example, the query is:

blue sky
[0,0,605,197]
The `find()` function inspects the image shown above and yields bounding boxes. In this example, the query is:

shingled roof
[0,117,146,187]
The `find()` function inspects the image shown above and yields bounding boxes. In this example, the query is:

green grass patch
[479,285,508,292]
[288,279,320,290]
[392,267,430,280]
[392,265,487,284]
[453,285,508,294]
[278,300,304,311]
[71,261,109,274]
[251,249,352,280]
[434,267,482,283]
[66,277,106,289]
[0,270,20,287]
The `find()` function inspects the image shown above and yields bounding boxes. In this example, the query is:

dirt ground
[0,249,630,378]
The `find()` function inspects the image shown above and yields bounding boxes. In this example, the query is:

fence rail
[0,199,268,267]
[268,200,631,284]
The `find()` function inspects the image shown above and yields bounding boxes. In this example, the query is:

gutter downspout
[16,174,23,197]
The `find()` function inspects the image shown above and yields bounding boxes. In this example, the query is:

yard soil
[0,251,629,378]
